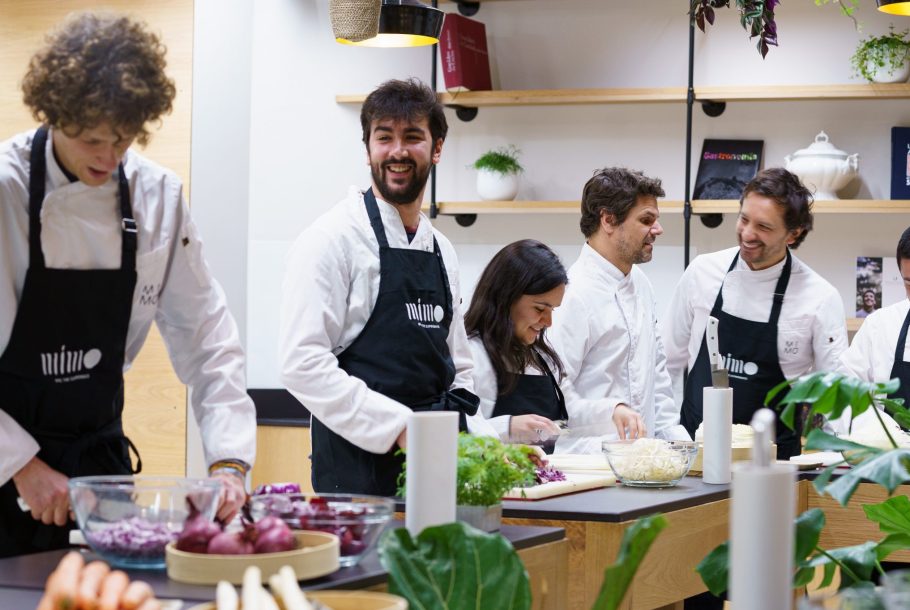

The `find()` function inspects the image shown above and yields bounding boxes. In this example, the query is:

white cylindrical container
[703,387,733,484]
[405,411,458,535]
[729,461,797,610]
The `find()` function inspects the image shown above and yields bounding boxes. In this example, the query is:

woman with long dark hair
[465,240,567,452]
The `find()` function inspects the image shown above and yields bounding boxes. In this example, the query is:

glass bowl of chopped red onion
[69,475,222,569]
[248,493,393,567]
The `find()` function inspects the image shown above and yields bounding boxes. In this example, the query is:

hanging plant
[690,0,779,58]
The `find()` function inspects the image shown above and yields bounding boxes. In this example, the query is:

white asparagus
[216,581,239,610]
[267,574,284,605]
[241,566,262,610]
[258,588,281,610]
[278,565,313,610]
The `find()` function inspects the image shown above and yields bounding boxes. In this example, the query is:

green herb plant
[472,146,523,177]
[851,26,910,82]
[697,372,910,598]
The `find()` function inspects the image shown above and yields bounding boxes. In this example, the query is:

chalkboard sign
[693,139,764,200]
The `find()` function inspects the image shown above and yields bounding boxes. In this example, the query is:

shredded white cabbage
[694,423,755,447]
[604,438,691,482]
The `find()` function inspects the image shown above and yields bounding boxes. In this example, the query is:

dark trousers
[684,591,725,610]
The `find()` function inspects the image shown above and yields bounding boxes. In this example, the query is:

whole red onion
[253,520,297,553]
[176,498,222,553]
[207,531,254,555]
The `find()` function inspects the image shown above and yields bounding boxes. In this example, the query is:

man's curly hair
[21,12,176,145]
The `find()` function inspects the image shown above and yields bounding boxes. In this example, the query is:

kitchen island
[0,524,566,610]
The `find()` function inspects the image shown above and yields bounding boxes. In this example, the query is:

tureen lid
[790,131,848,159]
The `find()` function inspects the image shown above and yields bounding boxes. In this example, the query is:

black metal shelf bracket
[452,105,479,122]
[700,100,726,117]
[699,213,724,228]
[456,1,480,16]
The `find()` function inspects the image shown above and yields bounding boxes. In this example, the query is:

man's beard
[371,159,431,205]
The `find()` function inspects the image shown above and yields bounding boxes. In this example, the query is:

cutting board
[546,454,613,474]
[504,472,616,500]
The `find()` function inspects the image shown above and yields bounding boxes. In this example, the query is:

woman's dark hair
[740,168,814,249]
[22,12,175,146]
[579,167,665,238]
[465,240,567,395]
[897,226,910,267]
[360,78,447,147]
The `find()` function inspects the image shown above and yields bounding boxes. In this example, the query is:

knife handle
[707,316,720,369]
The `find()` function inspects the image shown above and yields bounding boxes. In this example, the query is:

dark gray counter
[0,523,563,608]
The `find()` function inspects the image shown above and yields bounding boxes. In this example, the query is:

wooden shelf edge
[337,84,910,107]
[424,200,910,215]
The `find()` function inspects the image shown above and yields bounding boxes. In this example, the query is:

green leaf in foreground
[379,522,531,610]
[591,514,668,610]
[864,496,910,536]
[817,448,910,506]
[696,541,729,597]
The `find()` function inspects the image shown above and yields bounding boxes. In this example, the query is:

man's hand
[613,404,646,440]
[37,551,161,610]
[396,428,407,451]
[211,471,246,524]
[508,414,561,444]
[12,456,70,525]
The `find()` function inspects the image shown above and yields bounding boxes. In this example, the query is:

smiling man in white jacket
[548,167,690,454]
[279,79,480,496]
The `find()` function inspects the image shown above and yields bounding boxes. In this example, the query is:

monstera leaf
[379,522,531,610]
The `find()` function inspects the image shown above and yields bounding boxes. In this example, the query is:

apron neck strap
[895,307,910,365]
[713,249,793,326]
[28,126,137,271]
[363,188,390,249]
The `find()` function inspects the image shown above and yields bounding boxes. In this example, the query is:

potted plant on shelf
[851,26,910,83]
[697,372,910,601]
[473,146,523,201]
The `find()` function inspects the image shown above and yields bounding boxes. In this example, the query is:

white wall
[194,0,910,390]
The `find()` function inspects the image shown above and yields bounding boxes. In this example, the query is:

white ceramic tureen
[783,131,858,200]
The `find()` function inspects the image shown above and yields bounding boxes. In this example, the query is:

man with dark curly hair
[0,13,255,557]
[662,167,848,462]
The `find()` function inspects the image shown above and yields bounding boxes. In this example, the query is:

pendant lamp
[330,0,382,43]
[878,0,910,15]
[338,0,445,47]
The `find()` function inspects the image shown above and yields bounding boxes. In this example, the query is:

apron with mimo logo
[681,250,801,459]
[888,306,910,408]
[310,188,476,496]
[0,126,140,557]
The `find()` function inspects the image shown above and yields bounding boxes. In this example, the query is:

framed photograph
[693,139,763,200]
[856,256,883,318]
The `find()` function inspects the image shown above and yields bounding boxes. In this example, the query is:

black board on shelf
[891,127,910,199]
[692,139,764,200]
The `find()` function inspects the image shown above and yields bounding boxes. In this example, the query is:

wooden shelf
[428,200,910,215]
[337,84,910,108]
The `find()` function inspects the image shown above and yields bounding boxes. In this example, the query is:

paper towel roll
[703,387,733,484]
[730,462,797,610]
[405,411,458,535]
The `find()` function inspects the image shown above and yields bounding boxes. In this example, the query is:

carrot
[97,570,129,610]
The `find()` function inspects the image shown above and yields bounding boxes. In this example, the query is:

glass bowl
[69,475,222,569]
[248,493,393,567]
[602,439,698,488]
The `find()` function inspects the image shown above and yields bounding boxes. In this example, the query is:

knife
[707,316,729,388]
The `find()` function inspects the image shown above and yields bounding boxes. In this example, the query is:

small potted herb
[851,26,910,83]
[473,145,524,201]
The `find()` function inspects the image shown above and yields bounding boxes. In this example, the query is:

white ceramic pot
[476,168,519,201]
[867,57,910,83]
[784,131,858,200]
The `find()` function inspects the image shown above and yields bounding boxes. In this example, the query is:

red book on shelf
[440,14,492,93]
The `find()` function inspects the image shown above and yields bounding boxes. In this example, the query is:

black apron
[491,353,566,454]
[681,251,801,460]
[0,126,140,558]
[888,306,910,409]
[310,188,476,496]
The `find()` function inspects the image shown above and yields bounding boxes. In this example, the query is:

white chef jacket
[547,244,691,454]
[661,246,848,405]
[0,128,256,485]
[835,299,910,434]
[466,334,553,441]
[279,187,476,455]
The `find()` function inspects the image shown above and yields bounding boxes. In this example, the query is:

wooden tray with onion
[187,590,407,610]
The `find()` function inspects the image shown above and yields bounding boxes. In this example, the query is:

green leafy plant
[379,515,667,610]
[398,433,536,507]
[851,26,910,82]
[697,371,910,597]
[690,0,779,58]
[472,146,523,176]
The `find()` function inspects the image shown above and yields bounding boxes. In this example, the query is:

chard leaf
[379,522,531,610]
[591,514,667,610]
